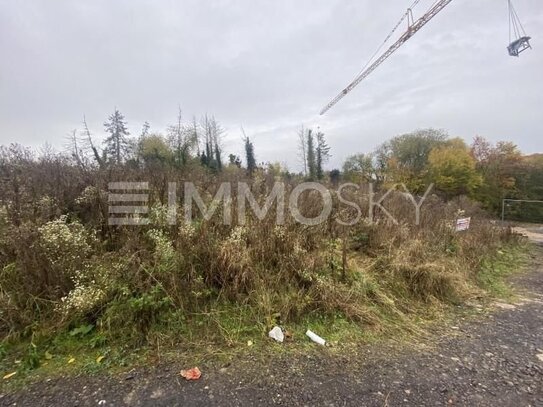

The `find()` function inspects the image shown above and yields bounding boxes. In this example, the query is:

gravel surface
[2,245,543,406]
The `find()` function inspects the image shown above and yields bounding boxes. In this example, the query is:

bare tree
[306,130,316,180]
[82,116,104,168]
[65,129,85,169]
[200,115,224,170]
[168,107,198,166]
[297,125,307,175]
[168,107,184,165]
[191,116,200,156]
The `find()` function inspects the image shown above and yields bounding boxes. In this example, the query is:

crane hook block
[507,36,532,57]
[507,0,531,57]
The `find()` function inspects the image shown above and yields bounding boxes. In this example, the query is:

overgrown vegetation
[0,111,537,383]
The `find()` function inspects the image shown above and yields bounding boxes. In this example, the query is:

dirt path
[2,244,543,406]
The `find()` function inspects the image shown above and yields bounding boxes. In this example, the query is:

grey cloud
[1,0,541,170]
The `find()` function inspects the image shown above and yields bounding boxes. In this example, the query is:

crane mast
[320,0,454,115]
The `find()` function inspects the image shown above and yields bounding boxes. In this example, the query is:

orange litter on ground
[180,367,201,380]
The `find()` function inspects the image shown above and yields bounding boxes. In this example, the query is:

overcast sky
[1,0,542,170]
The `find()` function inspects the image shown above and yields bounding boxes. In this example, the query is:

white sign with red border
[455,217,471,232]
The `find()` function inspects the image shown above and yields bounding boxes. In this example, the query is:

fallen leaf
[247,340,253,347]
[44,351,53,360]
[3,372,17,380]
[67,357,75,364]
[96,355,105,364]
[180,367,201,380]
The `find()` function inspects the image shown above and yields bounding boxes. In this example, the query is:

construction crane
[320,0,532,115]
[320,0,453,116]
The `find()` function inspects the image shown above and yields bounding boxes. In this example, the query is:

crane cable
[508,0,527,42]
[350,0,424,82]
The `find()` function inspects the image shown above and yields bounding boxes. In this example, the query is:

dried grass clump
[0,157,517,346]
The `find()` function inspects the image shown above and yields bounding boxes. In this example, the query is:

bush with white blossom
[38,216,95,276]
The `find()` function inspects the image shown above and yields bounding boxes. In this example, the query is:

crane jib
[320,0,455,116]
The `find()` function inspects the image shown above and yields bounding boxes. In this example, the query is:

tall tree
[316,131,331,180]
[428,138,482,198]
[141,121,150,138]
[103,108,131,165]
[191,116,200,156]
[523,154,543,198]
[306,130,316,180]
[139,134,172,166]
[297,126,308,176]
[201,115,214,169]
[65,129,84,168]
[342,153,376,182]
[471,137,524,212]
[244,136,257,175]
[200,115,224,171]
[82,116,104,168]
[167,107,197,167]
[519,154,543,221]
[214,142,222,171]
[379,128,448,192]
[471,135,491,163]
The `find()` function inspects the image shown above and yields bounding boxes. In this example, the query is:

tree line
[7,106,543,221]
[341,129,543,220]
[66,108,335,181]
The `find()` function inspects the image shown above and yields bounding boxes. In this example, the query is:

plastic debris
[180,367,202,380]
[2,372,17,380]
[306,329,326,346]
[268,326,284,343]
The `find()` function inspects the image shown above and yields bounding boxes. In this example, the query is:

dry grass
[0,151,522,365]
